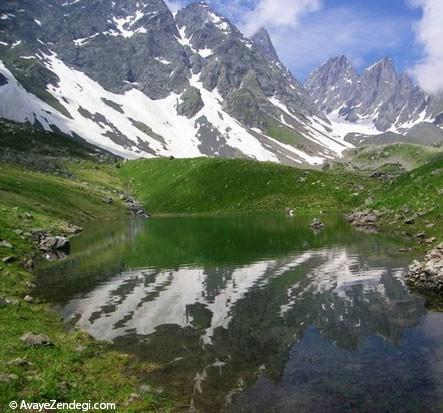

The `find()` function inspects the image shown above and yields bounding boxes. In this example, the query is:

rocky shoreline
[406,244,443,291]
[346,210,380,232]
[346,207,442,294]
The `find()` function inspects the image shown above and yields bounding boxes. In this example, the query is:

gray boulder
[406,243,443,290]
[39,236,70,252]
[20,332,53,346]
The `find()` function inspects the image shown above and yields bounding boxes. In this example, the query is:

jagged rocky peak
[175,1,244,53]
[305,55,358,111]
[361,57,398,91]
[305,55,431,131]
[308,55,356,85]
[251,28,280,64]
[175,5,320,112]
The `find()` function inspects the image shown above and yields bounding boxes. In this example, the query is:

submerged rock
[406,243,443,291]
[310,218,325,230]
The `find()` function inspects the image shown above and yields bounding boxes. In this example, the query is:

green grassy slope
[120,157,379,214]
[0,163,124,224]
[369,153,443,242]
[330,143,442,174]
[0,125,171,412]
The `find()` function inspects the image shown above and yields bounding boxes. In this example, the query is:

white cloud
[268,6,411,79]
[241,0,322,36]
[410,0,443,94]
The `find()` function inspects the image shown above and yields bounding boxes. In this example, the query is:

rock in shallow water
[38,236,70,252]
[310,218,325,230]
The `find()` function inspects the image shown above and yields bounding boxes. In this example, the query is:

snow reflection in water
[35,216,443,413]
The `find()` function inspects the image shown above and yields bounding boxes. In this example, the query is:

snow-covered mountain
[305,56,443,146]
[0,0,353,166]
[1,1,442,166]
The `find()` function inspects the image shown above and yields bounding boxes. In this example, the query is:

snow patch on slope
[0,50,341,165]
[112,12,148,38]
[1,54,303,163]
[0,59,141,158]
[189,74,279,162]
[327,109,381,140]
[269,97,353,156]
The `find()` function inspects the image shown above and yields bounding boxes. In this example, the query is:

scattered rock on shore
[39,236,70,253]
[66,224,83,235]
[23,295,33,302]
[406,243,443,291]
[20,332,53,347]
[120,194,150,219]
[2,256,17,264]
[0,373,18,383]
[7,358,32,367]
[0,240,13,248]
[30,230,73,260]
[370,172,394,182]
[346,210,379,230]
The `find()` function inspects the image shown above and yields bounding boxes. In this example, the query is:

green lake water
[35,215,443,413]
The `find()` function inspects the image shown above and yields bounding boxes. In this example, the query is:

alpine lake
[35,214,443,413]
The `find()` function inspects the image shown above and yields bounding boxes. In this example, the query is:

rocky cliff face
[305,56,433,133]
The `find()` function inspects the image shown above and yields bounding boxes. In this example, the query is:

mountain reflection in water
[36,216,443,413]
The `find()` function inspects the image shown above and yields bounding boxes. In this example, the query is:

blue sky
[168,0,428,82]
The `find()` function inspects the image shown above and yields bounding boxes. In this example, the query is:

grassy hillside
[0,125,171,412]
[368,152,443,242]
[329,143,442,174]
[120,157,379,214]
[0,163,124,224]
